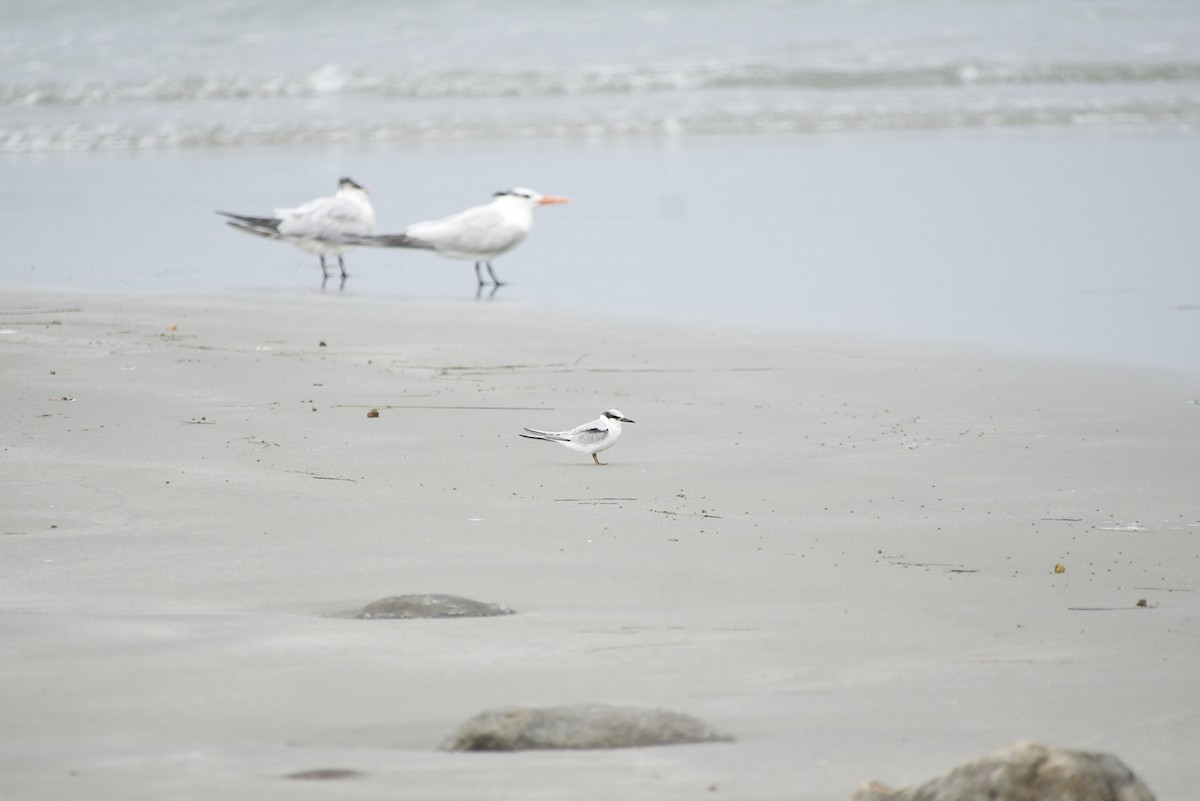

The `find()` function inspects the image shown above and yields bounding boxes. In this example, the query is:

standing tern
[521,409,635,465]
[343,187,569,287]
[216,177,375,285]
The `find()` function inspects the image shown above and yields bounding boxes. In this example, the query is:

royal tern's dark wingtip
[218,211,282,230]
[224,219,281,240]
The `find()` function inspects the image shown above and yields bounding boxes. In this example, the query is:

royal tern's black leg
[486,261,506,286]
[592,453,603,466]
[318,255,330,280]
[474,261,486,287]
[337,254,349,279]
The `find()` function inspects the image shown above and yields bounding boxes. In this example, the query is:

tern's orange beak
[537,195,571,205]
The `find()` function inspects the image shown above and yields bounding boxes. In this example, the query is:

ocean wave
[4,60,1200,107]
[5,98,1199,153]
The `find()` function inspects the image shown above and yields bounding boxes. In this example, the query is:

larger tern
[344,187,569,287]
[521,409,635,465]
[217,177,375,284]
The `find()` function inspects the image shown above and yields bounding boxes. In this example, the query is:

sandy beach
[6,1,1200,795]
[2,288,1197,800]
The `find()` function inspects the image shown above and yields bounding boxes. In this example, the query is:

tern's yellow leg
[592,453,603,466]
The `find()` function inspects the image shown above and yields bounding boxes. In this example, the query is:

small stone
[357,593,514,620]
[285,769,361,781]
[851,741,1156,801]
[441,704,733,751]
[367,408,379,418]
[1053,563,1066,574]
[1136,598,1148,608]
[319,341,327,347]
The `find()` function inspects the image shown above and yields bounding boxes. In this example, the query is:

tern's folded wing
[406,204,526,257]
[278,196,373,241]
[567,427,608,446]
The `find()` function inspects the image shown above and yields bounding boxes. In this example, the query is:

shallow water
[4,129,1199,370]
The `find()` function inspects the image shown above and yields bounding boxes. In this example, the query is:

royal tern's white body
[345,187,569,286]
[521,409,635,465]
[217,177,374,283]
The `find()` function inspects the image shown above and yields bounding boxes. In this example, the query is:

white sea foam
[2,0,1199,152]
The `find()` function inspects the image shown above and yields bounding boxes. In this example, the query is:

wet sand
[1,289,1198,800]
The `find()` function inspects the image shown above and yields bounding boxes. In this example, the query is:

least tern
[217,177,374,284]
[343,187,569,287]
[521,409,634,465]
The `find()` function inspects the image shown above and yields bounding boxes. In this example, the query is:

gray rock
[852,741,1156,801]
[356,594,514,620]
[441,704,733,751]
[285,768,362,781]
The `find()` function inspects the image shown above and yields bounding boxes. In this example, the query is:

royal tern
[344,187,569,287]
[216,177,374,284]
[521,409,635,465]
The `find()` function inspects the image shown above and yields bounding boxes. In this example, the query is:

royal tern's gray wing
[407,203,527,258]
[339,232,437,250]
[277,194,373,241]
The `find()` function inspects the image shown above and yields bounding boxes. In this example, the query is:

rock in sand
[441,704,733,751]
[851,740,1156,801]
[356,593,514,620]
